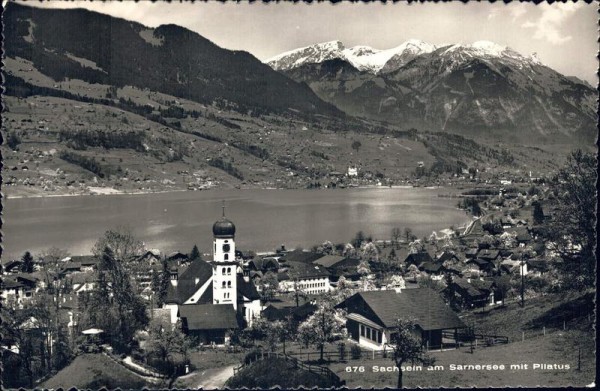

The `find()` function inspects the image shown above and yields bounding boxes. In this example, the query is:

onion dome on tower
[212,218,236,238]
[212,201,235,238]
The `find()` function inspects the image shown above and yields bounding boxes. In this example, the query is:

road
[195,364,236,390]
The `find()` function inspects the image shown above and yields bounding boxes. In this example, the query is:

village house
[261,302,317,325]
[163,213,262,345]
[338,288,466,350]
[404,251,434,267]
[444,277,498,308]
[247,257,280,273]
[1,275,40,306]
[2,259,24,275]
[312,255,362,282]
[278,261,331,295]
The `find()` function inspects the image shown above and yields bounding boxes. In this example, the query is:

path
[195,364,236,389]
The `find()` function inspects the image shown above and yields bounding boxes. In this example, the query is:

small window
[224,253,229,260]
[367,327,371,340]
[360,325,365,337]
[227,281,232,287]
[222,281,226,288]
[227,267,231,275]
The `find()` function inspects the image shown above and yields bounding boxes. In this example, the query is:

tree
[360,241,379,262]
[391,227,402,248]
[259,271,279,304]
[189,245,201,261]
[351,140,362,153]
[82,247,149,352]
[352,231,366,248]
[357,259,375,291]
[404,228,414,243]
[532,201,545,225]
[92,226,144,262]
[7,131,21,150]
[549,150,596,289]
[389,319,435,388]
[296,302,347,362]
[145,318,192,377]
[21,251,34,273]
[493,275,511,305]
[408,239,424,254]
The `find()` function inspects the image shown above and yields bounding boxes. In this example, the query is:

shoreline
[3,184,454,200]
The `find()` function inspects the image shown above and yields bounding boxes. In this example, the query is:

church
[163,210,262,344]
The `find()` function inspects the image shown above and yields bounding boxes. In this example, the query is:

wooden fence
[233,350,345,387]
[442,330,509,347]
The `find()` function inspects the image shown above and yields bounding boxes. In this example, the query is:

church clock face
[222,244,231,253]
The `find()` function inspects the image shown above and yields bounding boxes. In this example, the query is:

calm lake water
[2,188,470,260]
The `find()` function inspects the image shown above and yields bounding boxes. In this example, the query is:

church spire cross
[222,200,226,217]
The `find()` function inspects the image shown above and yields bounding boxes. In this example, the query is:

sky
[17,1,599,84]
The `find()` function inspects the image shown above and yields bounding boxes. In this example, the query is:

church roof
[237,275,260,301]
[165,260,213,305]
[179,304,239,330]
[213,218,236,238]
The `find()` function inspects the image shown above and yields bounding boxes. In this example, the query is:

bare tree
[92,225,144,262]
[390,319,434,388]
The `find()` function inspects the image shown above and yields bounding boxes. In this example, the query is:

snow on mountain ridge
[266,39,543,73]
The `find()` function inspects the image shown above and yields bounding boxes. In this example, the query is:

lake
[2,187,471,260]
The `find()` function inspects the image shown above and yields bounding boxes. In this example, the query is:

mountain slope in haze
[274,40,597,144]
[3,3,341,117]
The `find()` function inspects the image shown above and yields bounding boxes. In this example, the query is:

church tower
[211,203,238,309]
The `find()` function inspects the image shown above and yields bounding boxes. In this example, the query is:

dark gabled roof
[71,255,100,266]
[179,304,239,330]
[477,249,500,260]
[279,250,323,264]
[419,262,444,273]
[248,257,279,271]
[2,259,23,268]
[277,272,290,282]
[470,278,495,293]
[437,252,460,264]
[62,262,82,271]
[261,303,317,322]
[451,278,486,298]
[405,252,433,265]
[165,260,213,304]
[237,275,260,301]
[69,272,97,285]
[284,261,331,279]
[467,258,490,267]
[351,288,465,330]
[2,278,25,289]
[167,251,189,261]
[527,260,549,271]
[313,255,346,268]
[516,232,533,242]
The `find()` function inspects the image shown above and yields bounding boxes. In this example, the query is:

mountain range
[268,40,597,143]
[1,3,594,196]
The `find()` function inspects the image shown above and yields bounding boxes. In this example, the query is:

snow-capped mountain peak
[266,40,346,71]
[266,39,544,74]
[267,39,438,73]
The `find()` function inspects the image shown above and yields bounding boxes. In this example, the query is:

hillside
[1,4,579,197]
[3,2,341,117]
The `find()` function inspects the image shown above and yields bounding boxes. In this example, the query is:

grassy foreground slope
[40,353,161,390]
